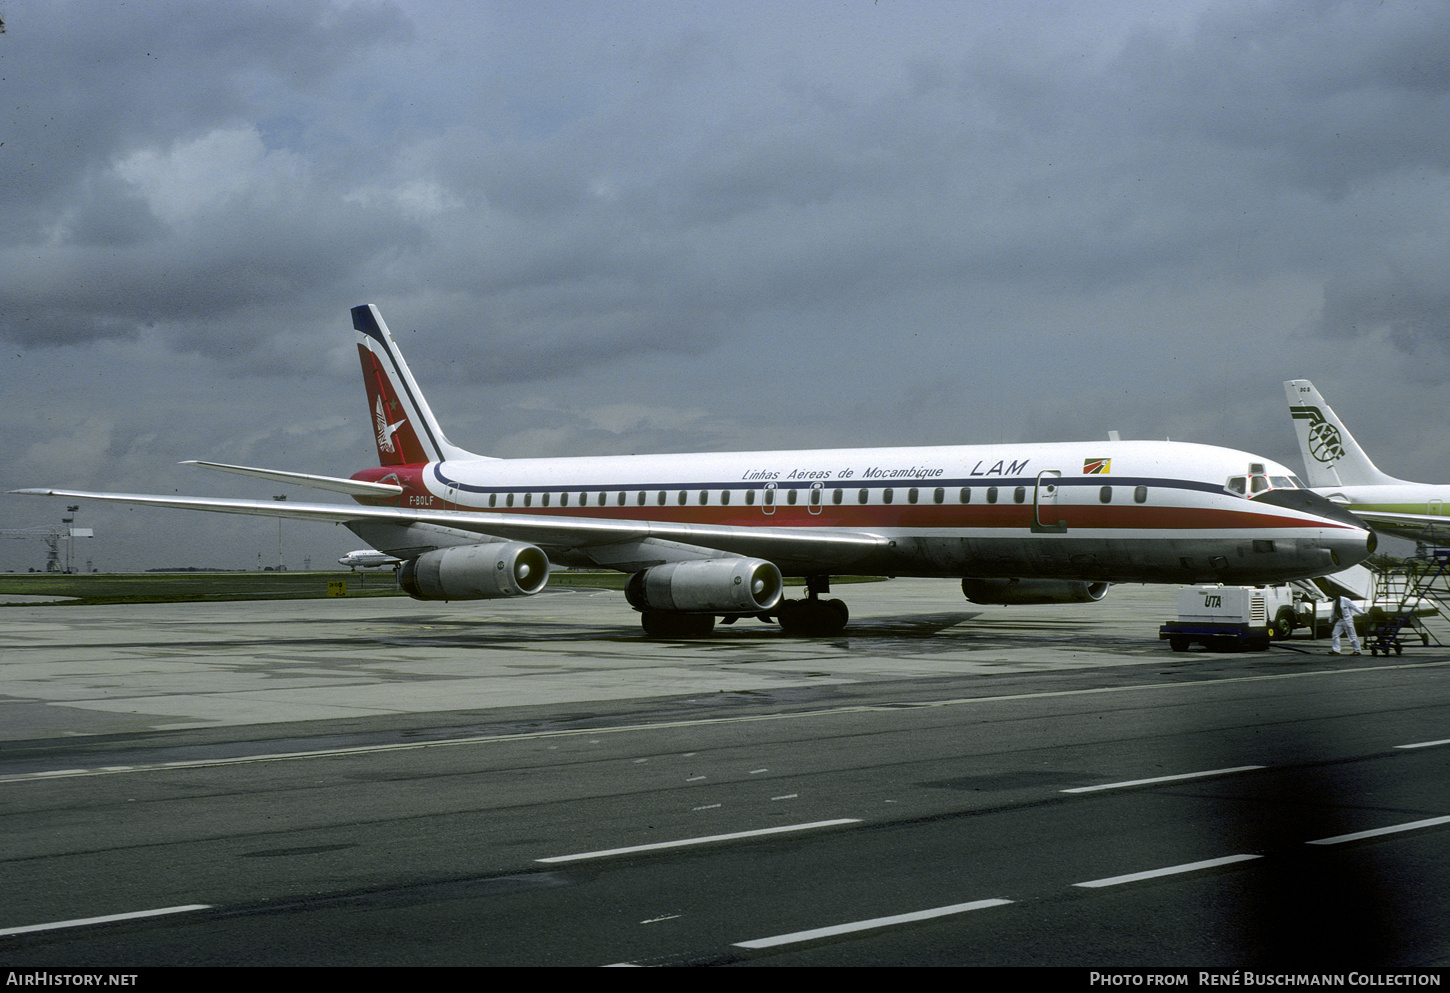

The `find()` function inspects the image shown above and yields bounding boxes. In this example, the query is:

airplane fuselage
[1314,482,1450,516]
[349,439,1371,586]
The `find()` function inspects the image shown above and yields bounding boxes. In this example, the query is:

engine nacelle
[961,578,1110,605]
[399,542,550,600]
[625,558,783,614]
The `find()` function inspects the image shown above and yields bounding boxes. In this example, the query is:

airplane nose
[1320,524,1375,570]
[1250,487,1376,570]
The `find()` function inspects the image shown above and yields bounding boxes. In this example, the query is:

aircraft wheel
[778,598,848,637]
[776,599,806,635]
[1168,635,1189,652]
[641,611,715,638]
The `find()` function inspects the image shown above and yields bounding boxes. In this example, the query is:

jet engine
[625,558,783,614]
[398,542,550,600]
[961,578,1110,605]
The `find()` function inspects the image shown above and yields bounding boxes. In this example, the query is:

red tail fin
[357,345,431,466]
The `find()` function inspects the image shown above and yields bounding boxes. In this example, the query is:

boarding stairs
[1363,550,1450,657]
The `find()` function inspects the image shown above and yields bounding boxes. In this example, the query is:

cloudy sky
[3,0,1449,573]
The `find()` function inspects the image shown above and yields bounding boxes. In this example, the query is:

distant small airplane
[338,549,401,570]
[1287,379,1450,542]
[13,306,1374,638]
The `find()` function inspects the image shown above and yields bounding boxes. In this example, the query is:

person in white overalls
[1329,595,1364,655]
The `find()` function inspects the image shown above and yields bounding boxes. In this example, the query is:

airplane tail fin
[352,305,484,466]
[1284,379,1400,487]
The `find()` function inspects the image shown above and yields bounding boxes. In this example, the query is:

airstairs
[1362,550,1450,657]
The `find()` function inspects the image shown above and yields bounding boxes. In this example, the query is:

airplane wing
[1343,509,1450,543]
[11,488,890,571]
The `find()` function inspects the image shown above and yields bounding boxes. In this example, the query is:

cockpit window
[1228,471,1303,498]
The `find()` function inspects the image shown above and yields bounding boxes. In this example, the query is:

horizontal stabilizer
[182,460,403,497]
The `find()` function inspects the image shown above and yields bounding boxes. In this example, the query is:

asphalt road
[2,580,1448,968]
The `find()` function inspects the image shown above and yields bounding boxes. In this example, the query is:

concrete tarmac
[4,579,1449,967]
[2,579,1194,739]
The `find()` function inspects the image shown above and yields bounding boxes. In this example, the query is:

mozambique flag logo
[1082,458,1111,475]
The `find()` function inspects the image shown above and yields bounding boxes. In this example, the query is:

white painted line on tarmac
[535,818,861,863]
[0,904,212,936]
[1062,766,1265,793]
[1073,854,1260,888]
[1307,815,1450,846]
[1396,739,1450,750]
[733,898,1012,950]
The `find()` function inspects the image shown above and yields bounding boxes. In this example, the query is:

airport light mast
[273,494,286,572]
[1,506,93,573]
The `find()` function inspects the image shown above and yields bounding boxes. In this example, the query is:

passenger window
[1013,486,1026,504]
[833,488,843,505]
[677,491,687,505]
[636,492,646,506]
[960,487,971,503]
[810,487,821,505]
[745,490,755,505]
[1099,486,1112,504]
[859,488,869,504]
[883,488,894,504]
[908,487,919,504]
[1134,485,1148,503]
[933,487,945,504]
[721,490,731,505]
[524,493,533,507]
[657,491,666,505]
[488,493,497,508]
[787,489,798,505]
[506,493,515,507]
[986,487,998,504]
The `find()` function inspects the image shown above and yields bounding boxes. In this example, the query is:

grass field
[0,569,629,605]
[0,570,883,605]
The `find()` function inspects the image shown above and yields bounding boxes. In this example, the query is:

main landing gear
[637,575,851,638]
[776,575,849,637]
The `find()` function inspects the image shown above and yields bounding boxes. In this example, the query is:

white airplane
[338,549,401,570]
[1287,379,1450,543]
[16,306,1375,637]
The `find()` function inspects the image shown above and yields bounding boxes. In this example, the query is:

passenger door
[1033,470,1067,533]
